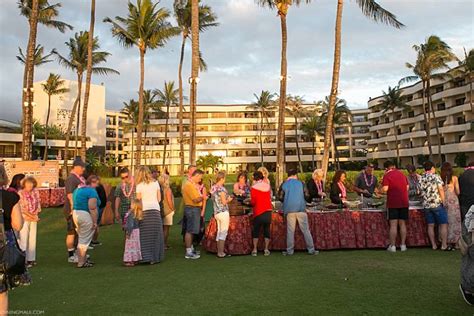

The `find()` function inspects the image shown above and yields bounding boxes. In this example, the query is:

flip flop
[77,262,94,268]
[217,254,231,258]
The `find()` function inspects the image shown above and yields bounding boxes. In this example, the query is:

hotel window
[438,120,445,127]
[384,117,390,124]
[244,112,258,118]
[210,113,226,118]
[228,112,244,118]
[196,126,209,131]
[455,97,466,106]
[454,79,465,87]
[457,117,465,124]
[196,113,209,119]
[106,129,116,138]
[440,137,445,145]
[458,135,463,143]
[397,128,402,135]
[0,144,16,157]
[435,86,443,93]
[437,103,445,111]
[406,95,413,101]
[408,111,414,118]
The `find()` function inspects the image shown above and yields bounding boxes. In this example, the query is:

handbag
[0,190,27,276]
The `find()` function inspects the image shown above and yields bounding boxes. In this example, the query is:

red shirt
[250,187,273,218]
[382,169,409,209]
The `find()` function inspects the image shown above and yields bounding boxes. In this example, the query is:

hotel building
[367,71,473,167]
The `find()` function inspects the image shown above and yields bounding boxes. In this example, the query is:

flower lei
[465,166,474,171]
[315,180,323,194]
[22,190,39,215]
[71,171,86,187]
[363,172,374,187]
[337,181,347,199]
[121,179,135,199]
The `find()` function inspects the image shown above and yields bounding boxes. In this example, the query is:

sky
[0,0,473,122]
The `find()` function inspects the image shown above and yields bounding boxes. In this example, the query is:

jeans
[286,212,315,254]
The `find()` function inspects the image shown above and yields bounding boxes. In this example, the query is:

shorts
[72,210,94,250]
[388,208,409,220]
[424,206,448,225]
[163,211,175,226]
[252,211,272,239]
[215,211,230,241]
[184,206,201,235]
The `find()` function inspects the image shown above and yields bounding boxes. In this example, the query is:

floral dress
[123,211,142,263]
[444,182,461,244]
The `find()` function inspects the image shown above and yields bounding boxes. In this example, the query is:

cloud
[1,0,472,122]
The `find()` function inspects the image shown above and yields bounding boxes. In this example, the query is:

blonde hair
[135,166,153,184]
[21,176,38,189]
[257,167,269,179]
[130,198,143,221]
[158,174,170,189]
[312,169,324,180]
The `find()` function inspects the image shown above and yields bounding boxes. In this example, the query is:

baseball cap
[72,157,86,168]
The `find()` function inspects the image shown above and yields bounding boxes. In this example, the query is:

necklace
[71,171,86,186]
[363,172,374,187]
[315,180,323,193]
[121,181,134,199]
[23,190,39,215]
[337,182,346,199]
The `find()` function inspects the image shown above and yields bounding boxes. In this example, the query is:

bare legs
[0,292,7,315]
[389,220,407,246]
[185,232,193,250]
[428,223,448,250]
[217,240,225,257]
[252,238,270,254]
[163,225,170,248]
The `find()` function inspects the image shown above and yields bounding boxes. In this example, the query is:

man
[459,226,474,306]
[354,164,379,207]
[64,157,86,263]
[114,167,135,224]
[182,169,204,259]
[419,161,448,250]
[280,169,318,256]
[459,161,474,222]
[381,160,409,253]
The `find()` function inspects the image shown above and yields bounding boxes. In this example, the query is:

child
[123,199,143,267]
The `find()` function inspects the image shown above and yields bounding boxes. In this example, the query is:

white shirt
[136,181,161,211]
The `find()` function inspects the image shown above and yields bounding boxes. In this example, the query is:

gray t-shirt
[461,244,474,292]
[63,174,82,215]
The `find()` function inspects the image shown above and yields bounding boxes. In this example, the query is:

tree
[54,31,118,177]
[319,96,350,170]
[174,0,218,174]
[40,73,69,161]
[246,91,277,167]
[377,86,409,167]
[301,113,324,170]
[142,89,160,165]
[154,81,179,170]
[196,153,223,173]
[321,0,403,182]
[452,48,473,113]
[18,0,73,160]
[122,99,139,171]
[285,95,306,172]
[105,0,180,169]
[400,35,458,164]
[80,0,96,161]
[256,0,312,187]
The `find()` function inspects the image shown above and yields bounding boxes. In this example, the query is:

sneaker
[308,250,320,255]
[387,245,396,253]
[68,255,78,263]
[88,245,95,250]
[282,251,293,256]
[400,244,407,252]
[91,241,102,246]
[193,249,201,256]
[185,252,201,260]
[459,284,474,306]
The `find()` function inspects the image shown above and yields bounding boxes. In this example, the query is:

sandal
[123,262,135,267]
[251,251,257,257]
[264,249,271,256]
[217,254,231,258]
[77,262,94,268]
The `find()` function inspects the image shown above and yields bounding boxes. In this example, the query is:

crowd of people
[0,157,473,310]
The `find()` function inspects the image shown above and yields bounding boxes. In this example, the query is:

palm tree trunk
[80,0,96,161]
[62,94,81,178]
[131,129,134,172]
[22,0,39,160]
[43,94,51,161]
[311,138,315,170]
[294,116,303,172]
[469,74,473,113]
[162,103,170,170]
[321,0,343,183]
[421,80,433,160]
[276,13,288,188]
[392,109,400,167]
[135,48,145,169]
[178,34,186,174]
[189,0,200,165]
[427,80,442,164]
[331,130,338,170]
[21,62,27,141]
[144,126,148,165]
[259,115,264,167]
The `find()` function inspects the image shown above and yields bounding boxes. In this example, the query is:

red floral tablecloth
[203,209,429,255]
[37,188,51,208]
[37,187,66,208]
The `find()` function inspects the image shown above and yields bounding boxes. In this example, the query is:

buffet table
[203,209,429,254]
[37,187,66,208]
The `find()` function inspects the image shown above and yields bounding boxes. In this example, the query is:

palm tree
[80,0,96,161]
[246,91,277,167]
[142,89,160,165]
[104,0,180,169]
[256,0,312,187]
[18,0,73,160]
[321,0,403,182]
[301,113,324,170]
[174,0,218,174]
[377,86,409,167]
[188,0,199,166]
[320,96,350,170]
[154,81,179,170]
[285,95,306,172]
[456,48,474,112]
[400,35,458,163]
[196,153,223,173]
[122,99,139,171]
[54,31,118,177]
[40,73,69,161]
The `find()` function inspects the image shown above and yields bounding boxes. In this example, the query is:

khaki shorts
[163,211,175,226]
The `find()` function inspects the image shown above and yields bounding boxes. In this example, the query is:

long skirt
[445,188,461,244]
[139,209,165,263]
[123,228,142,263]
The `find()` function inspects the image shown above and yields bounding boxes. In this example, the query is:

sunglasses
[121,176,129,180]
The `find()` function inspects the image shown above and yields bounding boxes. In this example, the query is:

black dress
[306,179,324,202]
[329,182,344,204]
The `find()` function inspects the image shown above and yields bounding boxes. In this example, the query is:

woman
[211,171,233,258]
[135,166,164,264]
[159,174,175,250]
[233,172,249,200]
[257,167,270,185]
[8,174,25,193]
[72,176,100,268]
[18,177,41,268]
[306,169,326,202]
[250,171,273,256]
[441,162,462,249]
[406,164,421,201]
[330,170,348,205]
[92,176,107,246]
[0,166,24,314]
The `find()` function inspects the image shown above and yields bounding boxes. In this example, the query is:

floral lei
[337,181,346,199]
[363,171,374,187]
[315,180,323,193]
[121,179,135,199]
[23,190,39,215]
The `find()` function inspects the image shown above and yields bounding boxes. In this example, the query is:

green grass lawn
[10,208,471,315]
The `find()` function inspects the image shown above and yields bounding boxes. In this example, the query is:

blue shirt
[281,178,307,213]
[73,187,99,212]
